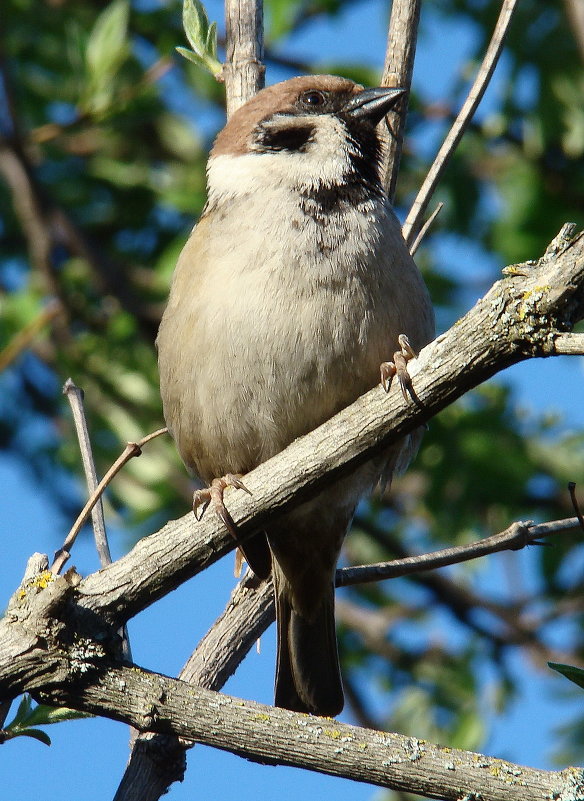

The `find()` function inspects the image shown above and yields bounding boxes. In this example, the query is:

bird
[157,74,434,717]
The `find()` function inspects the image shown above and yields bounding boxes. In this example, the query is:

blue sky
[1,0,583,799]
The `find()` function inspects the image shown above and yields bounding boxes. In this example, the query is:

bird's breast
[157,189,432,480]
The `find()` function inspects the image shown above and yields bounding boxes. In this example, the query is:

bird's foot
[192,474,251,538]
[380,334,417,400]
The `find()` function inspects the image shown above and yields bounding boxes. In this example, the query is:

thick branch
[31,660,583,801]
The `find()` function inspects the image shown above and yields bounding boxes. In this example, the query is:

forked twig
[402,0,519,248]
[62,379,136,661]
[409,201,444,255]
[51,426,168,574]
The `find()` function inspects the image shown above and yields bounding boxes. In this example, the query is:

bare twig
[409,201,444,255]
[402,0,519,248]
[568,484,584,533]
[0,145,56,291]
[51,427,168,574]
[62,379,134,662]
[223,0,265,116]
[63,379,111,567]
[337,518,581,586]
[381,0,421,200]
[0,299,63,372]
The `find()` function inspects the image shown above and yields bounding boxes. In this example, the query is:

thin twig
[51,427,168,574]
[381,0,421,201]
[568,484,584,533]
[62,379,134,662]
[337,518,580,587]
[409,201,444,255]
[402,0,519,248]
[564,0,584,64]
[63,379,111,566]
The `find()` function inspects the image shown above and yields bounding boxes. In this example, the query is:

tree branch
[3,555,578,801]
[554,332,584,355]
[338,517,581,586]
[30,660,584,801]
[223,0,265,116]
[381,0,421,201]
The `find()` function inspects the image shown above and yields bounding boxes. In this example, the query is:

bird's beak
[344,87,405,124]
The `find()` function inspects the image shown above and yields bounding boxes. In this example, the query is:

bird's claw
[192,473,251,538]
[380,334,417,400]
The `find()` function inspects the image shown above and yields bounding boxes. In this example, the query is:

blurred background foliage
[1,0,584,786]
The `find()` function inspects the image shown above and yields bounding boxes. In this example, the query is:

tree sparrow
[157,75,434,716]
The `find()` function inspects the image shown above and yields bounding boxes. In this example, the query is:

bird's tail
[273,567,344,717]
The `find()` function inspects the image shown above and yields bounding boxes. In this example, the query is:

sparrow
[157,75,434,717]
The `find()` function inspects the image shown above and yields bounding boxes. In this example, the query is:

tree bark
[223,0,265,115]
[35,661,584,801]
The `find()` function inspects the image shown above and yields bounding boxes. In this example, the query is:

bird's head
[207,75,405,201]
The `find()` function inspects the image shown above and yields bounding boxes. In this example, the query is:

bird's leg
[192,474,251,539]
[380,334,418,400]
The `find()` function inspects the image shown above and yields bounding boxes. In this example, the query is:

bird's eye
[300,90,326,108]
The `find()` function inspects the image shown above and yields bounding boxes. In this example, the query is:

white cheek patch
[207,116,353,201]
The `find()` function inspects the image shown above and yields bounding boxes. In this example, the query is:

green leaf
[4,694,92,740]
[182,0,209,53]
[86,0,130,79]
[177,0,222,78]
[8,694,32,727]
[206,21,217,58]
[176,46,209,70]
[549,662,584,691]
[25,704,92,727]
[10,728,52,746]
[82,0,130,114]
